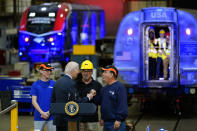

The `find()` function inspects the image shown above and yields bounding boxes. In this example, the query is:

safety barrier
[0,100,18,131]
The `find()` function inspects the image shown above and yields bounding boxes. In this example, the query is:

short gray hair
[64,61,79,74]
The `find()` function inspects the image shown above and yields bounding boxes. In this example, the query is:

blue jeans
[34,120,56,131]
[103,121,126,131]
[156,57,163,77]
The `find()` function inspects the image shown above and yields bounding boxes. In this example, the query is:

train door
[142,24,178,86]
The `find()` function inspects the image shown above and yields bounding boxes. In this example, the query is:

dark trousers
[56,125,67,131]
[149,57,157,80]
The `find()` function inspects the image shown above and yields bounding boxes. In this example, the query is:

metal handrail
[0,100,17,116]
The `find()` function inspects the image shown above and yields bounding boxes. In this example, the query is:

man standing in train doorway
[163,32,170,80]
[148,26,157,80]
[156,29,166,80]
[75,60,102,131]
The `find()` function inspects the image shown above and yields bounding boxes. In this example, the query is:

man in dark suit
[51,61,95,131]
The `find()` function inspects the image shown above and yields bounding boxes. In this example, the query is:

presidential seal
[65,101,79,116]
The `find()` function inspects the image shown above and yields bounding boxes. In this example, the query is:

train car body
[114,7,197,96]
[19,3,105,63]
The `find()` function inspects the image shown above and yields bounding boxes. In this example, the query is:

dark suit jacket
[51,74,89,126]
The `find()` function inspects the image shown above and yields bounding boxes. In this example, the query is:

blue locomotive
[19,3,105,63]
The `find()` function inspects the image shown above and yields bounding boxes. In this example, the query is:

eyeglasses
[42,69,52,72]
[81,69,93,72]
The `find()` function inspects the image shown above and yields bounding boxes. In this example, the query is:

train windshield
[26,11,57,34]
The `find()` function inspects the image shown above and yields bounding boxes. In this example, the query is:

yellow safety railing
[11,100,18,131]
[0,100,18,131]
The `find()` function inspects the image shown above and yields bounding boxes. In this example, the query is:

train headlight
[41,7,47,11]
[127,28,133,36]
[60,14,64,18]
[65,8,68,12]
[29,12,36,17]
[48,37,54,42]
[19,52,23,56]
[185,28,191,36]
[58,4,61,8]
[24,37,29,42]
[49,12,55,17]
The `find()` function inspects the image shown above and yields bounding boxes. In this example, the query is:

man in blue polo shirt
[99,65,128,131]
[30,63,56,131]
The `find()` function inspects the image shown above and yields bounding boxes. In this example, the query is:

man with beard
[76,60,102,131]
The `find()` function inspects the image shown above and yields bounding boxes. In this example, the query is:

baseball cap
[102,65,118,77]
[39,63,54,70]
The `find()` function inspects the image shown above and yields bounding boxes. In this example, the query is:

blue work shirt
[30,79,55,121]
[100,81,128,122]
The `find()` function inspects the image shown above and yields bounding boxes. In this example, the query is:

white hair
[64,61,79,74]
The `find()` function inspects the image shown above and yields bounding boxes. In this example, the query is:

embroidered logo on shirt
[48,86,53,88]
[109,90,115,95]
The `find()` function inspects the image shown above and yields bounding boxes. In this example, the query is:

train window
[70,11,78,45]
[99,11,105,39]
[77,11,83,44]
[96,12,100,39]
[26,11,56,34]
[145,25,172,81]
[80,11,90,45]
[90,12,97,45]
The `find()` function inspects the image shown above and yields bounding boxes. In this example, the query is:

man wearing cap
[155,29,167,80]
[75,60,102,131]
[30,63,56,131]
[99,65,128,131]
[51,61,96,131]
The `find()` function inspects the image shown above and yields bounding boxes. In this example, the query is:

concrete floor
[127,102,197,131]
[0,110,103,131]
[0,113,104,131]
[0,113,34,131]
[1,99,197,131]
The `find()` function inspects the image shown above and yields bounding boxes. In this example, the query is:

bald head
[64,61,79,79]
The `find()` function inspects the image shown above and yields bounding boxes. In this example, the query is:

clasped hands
[41,111,50,119]
[87,89,96,100]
